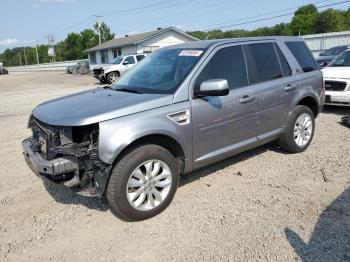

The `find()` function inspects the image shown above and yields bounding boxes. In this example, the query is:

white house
[85,27,198,65]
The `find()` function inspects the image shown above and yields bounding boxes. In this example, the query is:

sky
[0,0,349,52]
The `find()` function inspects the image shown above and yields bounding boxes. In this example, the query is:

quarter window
[285,41,317,72]
[196,46,248,90]
[244,43,282,84]
[275,44,292,76]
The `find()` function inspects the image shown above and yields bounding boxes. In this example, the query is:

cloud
[0,38,19,46]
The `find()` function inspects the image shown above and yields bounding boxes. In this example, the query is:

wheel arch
[296,96,319,117]
[112,134,186,174]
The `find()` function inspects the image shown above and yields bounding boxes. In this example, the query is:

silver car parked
[22,36,324,221]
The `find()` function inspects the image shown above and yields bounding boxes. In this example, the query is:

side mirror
[122,60,129,65]
[195,79,229,97]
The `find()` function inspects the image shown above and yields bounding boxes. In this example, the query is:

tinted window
[196,46,248,90]
[125,56,136,64]
[275,44,292,76]
[136,55,146,62]
[323,46,348,56]
[244,43,282,84]
[285,42,317,72]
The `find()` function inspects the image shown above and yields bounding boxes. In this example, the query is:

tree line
[0,22,114,67]
[1,4,350,66]
[187,5,350,39]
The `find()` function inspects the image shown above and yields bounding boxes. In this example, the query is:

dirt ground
[0,71,349,262]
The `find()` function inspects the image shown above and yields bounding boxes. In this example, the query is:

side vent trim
[167,109,190,126]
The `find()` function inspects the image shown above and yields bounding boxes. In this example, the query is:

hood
[322,66,350,80]
[33,88,173,126]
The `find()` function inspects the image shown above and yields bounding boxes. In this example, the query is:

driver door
[190,44,258,168]
[122,56,136,73]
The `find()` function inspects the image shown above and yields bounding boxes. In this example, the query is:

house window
[100,50,109,64]
[89,52,96,64]
[113,48,122,58]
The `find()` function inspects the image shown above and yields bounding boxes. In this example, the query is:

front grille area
[93,68,103,75]
[324,81,347,91]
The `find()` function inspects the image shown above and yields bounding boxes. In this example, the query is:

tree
[289,4,318,35]
[94,22,115,43]
[315,9,344,33]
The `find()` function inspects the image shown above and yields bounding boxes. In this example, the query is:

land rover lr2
[22,37,324,221]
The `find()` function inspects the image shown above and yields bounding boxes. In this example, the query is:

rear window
[244,43,282,84]
[285,41,317,72]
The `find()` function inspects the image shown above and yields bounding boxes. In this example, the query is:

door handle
[239,95,255,104]
[284,84,296,91]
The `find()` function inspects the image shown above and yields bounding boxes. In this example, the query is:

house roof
[84,27,197,52]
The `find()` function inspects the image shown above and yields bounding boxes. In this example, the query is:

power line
[193,0,333,31]
[199,0,350,32]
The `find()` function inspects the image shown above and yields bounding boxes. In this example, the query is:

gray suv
[22,37,324,221]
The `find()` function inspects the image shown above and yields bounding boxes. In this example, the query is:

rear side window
[244,43,282,84]
[196,46,248,90]
[285,42,317,72]
[275,44,292,76]
[136,55,145,62]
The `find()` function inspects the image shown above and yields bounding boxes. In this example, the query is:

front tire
[107,71,120,84]
[106,144,180,221]
[278,105,315,153]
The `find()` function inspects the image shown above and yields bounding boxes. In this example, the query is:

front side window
[329,50,350,67]
[112,48,204,94]
[112,56,123,64]
[196,46,248,90]
[100,50,109,64]
[244,43,282,84]
[285,41,317,72]
[124,56,136,64]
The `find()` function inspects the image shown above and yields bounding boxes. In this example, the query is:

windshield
[111,48,205,94]
[112,56,123,64]
[322,46,347,56]
[329,51,350,67]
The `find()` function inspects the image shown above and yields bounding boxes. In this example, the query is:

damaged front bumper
[22,137,111,197]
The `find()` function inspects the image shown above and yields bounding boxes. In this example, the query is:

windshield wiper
[116,88,143,94]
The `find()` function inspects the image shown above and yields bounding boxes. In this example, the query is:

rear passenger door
[243,42,300,138]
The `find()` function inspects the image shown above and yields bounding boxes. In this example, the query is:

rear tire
[106,144,179,221]
[278,105,315,153]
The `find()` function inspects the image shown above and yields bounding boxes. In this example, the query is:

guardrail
[6,59,88,72]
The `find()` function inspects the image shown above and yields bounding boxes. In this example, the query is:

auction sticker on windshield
[179,50,203,56]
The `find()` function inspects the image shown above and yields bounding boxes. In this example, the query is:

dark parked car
[316,45,350,68]
[66,61,90,75]
[0,67,8,75]
[23,36,324,221]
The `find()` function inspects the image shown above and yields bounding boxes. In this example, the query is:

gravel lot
[0,71,349,262]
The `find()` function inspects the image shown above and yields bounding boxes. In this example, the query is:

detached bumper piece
[342,116,350,128]
[22,138,110,196]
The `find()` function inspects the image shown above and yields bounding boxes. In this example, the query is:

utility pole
[94,15,103,45]
[35,41,39,64]
[23,48,27,65]
[18,52,22,66]
[47,34,55,63]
